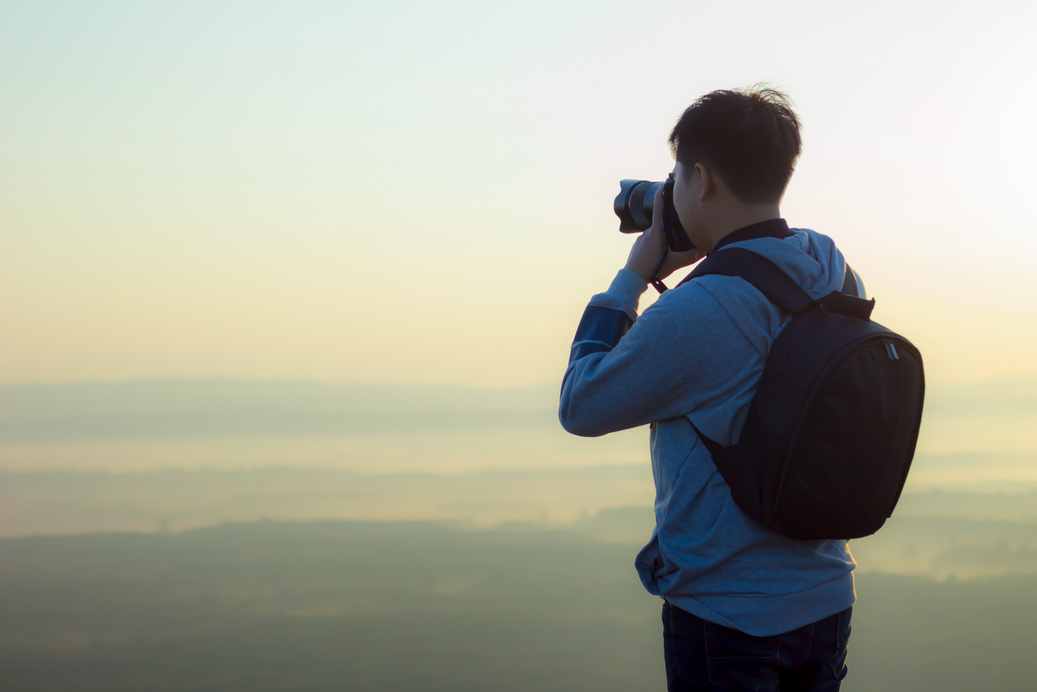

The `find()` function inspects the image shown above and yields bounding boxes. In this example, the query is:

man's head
[668,87,802,251]
[670,86,801,204]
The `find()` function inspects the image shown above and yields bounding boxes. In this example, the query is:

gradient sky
[2,0,1035,388]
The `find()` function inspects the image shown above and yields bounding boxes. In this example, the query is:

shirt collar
[712,218,791,252]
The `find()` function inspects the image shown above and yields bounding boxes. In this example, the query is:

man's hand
[624,186,705,282]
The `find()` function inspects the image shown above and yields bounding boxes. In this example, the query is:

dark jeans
[662,601,852,692]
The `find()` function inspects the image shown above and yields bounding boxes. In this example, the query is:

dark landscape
[1,519,1036,691]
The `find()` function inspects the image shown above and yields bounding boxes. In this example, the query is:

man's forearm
[558,269,649,436]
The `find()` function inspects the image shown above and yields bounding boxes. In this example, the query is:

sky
[2,0,1036,389]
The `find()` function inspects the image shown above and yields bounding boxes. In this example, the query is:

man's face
[671,161,703,247]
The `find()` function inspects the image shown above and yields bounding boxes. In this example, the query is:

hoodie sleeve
[559,271,760,437]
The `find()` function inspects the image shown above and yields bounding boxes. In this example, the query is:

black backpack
[679,248,925,540]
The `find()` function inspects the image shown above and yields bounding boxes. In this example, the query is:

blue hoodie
[559,224,858,637]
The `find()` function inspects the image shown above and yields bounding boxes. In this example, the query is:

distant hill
[0,380,560,442]
[2,376,1034,443]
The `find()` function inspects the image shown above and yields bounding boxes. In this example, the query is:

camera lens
[614,177,694,251]
[614,179,664,234]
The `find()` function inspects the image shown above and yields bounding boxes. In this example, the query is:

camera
[613,174,694,252]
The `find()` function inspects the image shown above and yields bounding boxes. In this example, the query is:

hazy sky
[2,0,1035,387]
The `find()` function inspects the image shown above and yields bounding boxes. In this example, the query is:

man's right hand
[624,187,705,282]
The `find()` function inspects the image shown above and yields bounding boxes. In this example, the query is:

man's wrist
[623,257,655,282]
[608,269,649,308]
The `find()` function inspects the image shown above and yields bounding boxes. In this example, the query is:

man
[559,88,857,692]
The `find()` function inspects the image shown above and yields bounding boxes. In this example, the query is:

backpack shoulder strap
[676,247,815,315]
[677,248,862,314]
[676,248,868,457]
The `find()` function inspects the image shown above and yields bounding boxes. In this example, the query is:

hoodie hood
[722,227,849,301]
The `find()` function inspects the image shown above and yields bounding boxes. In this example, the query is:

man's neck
[703,203,781,253]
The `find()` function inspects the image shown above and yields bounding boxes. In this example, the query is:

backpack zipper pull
[884,340,900,360]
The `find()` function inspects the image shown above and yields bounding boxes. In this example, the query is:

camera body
[613,174,694,252]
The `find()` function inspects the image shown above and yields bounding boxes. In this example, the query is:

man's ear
[695,162,713,202]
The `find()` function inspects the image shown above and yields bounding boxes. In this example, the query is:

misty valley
[2,380,1036,690]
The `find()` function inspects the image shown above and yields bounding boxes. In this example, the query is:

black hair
[669,86,802,204]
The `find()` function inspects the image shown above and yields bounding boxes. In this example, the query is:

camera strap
[649,249,670,294]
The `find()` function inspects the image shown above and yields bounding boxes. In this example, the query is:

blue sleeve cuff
[569,305,634,364]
